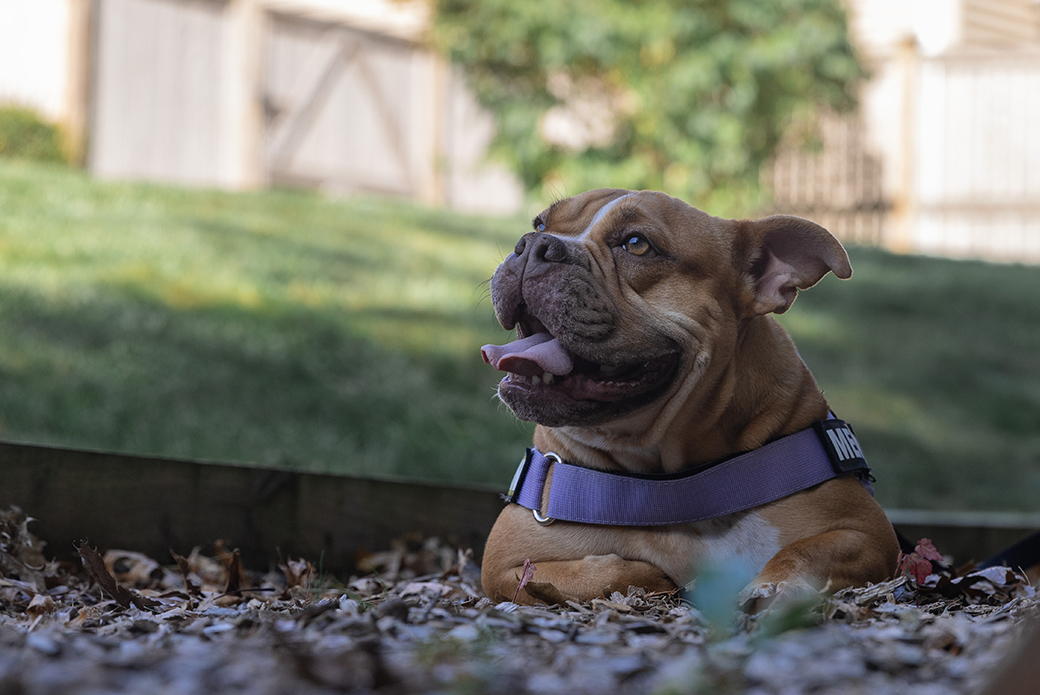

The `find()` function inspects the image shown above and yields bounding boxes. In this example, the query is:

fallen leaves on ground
[897,538,945,584]
[0,505,1037,694]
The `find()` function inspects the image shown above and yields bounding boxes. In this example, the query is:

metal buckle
[503,450,532,504]
[531,451,561,525]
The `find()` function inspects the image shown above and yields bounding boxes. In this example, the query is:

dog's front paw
[577,554,677,596]
[739,578,817,613]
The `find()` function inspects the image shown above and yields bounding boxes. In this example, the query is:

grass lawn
[0,159,533,485]
[780,249,1040,512]
[1,159,1038,511]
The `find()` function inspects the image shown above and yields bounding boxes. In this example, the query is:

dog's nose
[515,232,568,263]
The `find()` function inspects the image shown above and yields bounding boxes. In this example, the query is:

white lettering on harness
[827,427,863,461]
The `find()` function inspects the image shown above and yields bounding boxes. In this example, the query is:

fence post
[222,0,265,189]
[888,35,920,255]
[63,0,94,166]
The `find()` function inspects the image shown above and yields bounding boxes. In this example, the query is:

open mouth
[481,305,679,403]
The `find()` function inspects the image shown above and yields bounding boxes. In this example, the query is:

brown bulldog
[479,189,899,606]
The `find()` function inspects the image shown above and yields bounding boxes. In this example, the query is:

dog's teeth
[532,375,542,385]
[543,372,554,384]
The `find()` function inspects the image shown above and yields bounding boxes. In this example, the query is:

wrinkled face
[482,189,742,427]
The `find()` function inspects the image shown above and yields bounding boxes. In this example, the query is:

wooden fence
[913,49,1040,262]
[91,0,229,186]
[82,1,1040,260]
[764,111,888,248]
[87,0,523,214]
[767,47,1040,263]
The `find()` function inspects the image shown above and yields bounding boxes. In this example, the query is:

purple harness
[503,418,873,526]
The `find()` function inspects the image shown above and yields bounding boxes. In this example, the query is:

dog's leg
[483,554,677,605]
[740,528,897,611]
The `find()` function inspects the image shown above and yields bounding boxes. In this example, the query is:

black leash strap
[895,528,918,556]
[894,524,1040,572]
[979,528,1040,571]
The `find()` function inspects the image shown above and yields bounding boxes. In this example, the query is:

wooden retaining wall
[3,440,1037,575]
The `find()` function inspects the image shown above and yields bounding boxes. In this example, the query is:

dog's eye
[622,235,653,256]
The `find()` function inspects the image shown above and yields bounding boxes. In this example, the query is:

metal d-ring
[531,451,561,525]
[532,509,555,525]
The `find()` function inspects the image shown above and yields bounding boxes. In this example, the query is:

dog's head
[482,189,851,429]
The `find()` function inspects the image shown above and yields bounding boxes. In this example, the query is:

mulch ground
[1,506,1036,694]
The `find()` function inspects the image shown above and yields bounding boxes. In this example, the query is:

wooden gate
[262,12,434,198]
[85,0,523,212]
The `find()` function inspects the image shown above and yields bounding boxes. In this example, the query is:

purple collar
[503,418,873,526]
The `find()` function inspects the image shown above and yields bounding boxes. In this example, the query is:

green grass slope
[0,160,532,485]
[1,160,1037,510]
[781,250,1040,511]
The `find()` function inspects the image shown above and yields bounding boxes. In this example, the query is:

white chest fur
[681,512,781,583]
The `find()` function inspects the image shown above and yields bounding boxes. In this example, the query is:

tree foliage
[432,0,864,213]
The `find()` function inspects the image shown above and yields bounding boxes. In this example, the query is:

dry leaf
[592,598,634,613]
[186,546,228,588]
[169,549,202,596]
[0,507,49,592]
[224,548,248,593]
[26,593,55,619]
[77,540,159,610]
[280,558,313,597]
[104,550,164,588]
[898,538,944,584]
[512,558,536,603]
[916,538,943,562]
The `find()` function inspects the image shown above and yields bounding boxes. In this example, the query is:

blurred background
[0,0,1038,513]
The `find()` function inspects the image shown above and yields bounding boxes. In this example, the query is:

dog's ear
[741,215,852,316]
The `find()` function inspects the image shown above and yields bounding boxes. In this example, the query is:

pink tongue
[481,332,574,377]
